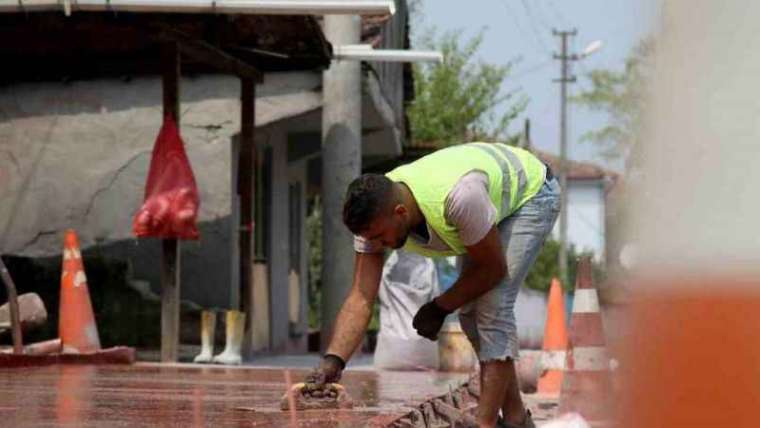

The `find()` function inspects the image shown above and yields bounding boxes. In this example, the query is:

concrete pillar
[288,158,309,352]
[268,128,290,351]
[321,15,362,345]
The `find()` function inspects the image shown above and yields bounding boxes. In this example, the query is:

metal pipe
[0,0,395,15]
[0,257,23,354]
[1,338,63,355]
[333,47,443,63]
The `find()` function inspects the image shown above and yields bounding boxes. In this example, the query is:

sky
[411,0,660,171]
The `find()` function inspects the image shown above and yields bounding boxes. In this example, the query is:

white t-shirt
[354,171,497,254]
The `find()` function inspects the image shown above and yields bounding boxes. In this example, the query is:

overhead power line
[499,0,552,54]
[519,0,552,52]
[523,0,553,31]
[509,59,554,81]
[541,0,572,29]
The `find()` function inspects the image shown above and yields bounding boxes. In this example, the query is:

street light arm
[580,40,604,58]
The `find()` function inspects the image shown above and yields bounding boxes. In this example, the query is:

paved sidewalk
[0,362,470,427]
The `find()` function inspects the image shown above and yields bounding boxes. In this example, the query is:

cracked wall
[0,72,321,308]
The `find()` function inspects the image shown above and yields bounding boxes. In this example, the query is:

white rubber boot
[193,310,216,363]
[212,310,246,365]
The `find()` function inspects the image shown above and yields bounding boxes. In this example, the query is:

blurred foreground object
[620,1,760,427]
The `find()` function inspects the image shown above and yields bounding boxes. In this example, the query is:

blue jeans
[459,177,561,361]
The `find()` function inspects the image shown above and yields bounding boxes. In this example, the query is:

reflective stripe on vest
[471,143,528,216]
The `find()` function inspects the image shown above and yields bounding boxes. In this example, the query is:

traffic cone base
[559,371,614,421]
[537,368,565,395]
[620,287,760,428]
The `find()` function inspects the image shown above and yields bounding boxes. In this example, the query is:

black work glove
[412,298,453,341]
[305,354,345,388]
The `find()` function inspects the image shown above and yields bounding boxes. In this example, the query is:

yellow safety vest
[386,142,546,257]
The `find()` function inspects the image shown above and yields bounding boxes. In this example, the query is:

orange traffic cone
[558,257,613,422]
[59,229,101,354]
[537,278,568,395]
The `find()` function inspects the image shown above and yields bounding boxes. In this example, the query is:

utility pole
[522,118,532,150]
[553,28,578,287]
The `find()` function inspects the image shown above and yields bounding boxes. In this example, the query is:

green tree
[524,239,603,293]
[306,196,322,329]
[525,239,578,292]
[408,29,528,146]
[572,38,654,167]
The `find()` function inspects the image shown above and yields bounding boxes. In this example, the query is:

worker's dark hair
[343,174,395,235]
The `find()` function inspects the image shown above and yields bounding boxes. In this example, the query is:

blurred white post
[619,2,760,427]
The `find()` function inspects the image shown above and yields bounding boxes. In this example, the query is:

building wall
[0,67,403,353]
[553,179,607,262]
[0,73,321,311]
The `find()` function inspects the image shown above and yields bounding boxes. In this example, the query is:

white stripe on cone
[85,324,101,348]
[569,346,609,371]
[63,248,82,260]
[573,289,600,314]
[73,271,87,288]
[541,350,567,370]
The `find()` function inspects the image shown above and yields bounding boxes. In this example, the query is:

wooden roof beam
[153,26,263,83]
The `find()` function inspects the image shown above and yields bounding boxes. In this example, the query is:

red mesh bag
[133,116,200,239]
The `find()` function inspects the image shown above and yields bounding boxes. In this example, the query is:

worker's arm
[413,226,507,340]
[306,251,384,386]
[325,251,384,360]
[437,225,507,310]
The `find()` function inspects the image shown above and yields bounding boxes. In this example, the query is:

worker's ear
[393,204,407,217]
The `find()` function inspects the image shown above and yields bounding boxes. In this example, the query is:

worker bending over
[307,142,560,428]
